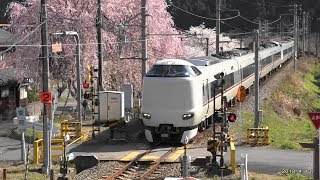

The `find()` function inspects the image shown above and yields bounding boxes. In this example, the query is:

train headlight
[182,113,194,120]
[142,112,151,119]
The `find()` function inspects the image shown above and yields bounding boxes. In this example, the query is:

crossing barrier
[246,126,269,145]
[33,138,64,164]
[60,120,82,140]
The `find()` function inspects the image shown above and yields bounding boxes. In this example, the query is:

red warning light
[83,81,89,89]
[228,113,237,123]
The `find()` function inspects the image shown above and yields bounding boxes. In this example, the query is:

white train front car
[141,59,203,144]
[141,40,294,144]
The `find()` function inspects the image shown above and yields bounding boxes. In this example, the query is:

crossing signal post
[85,65,101,138]
[82,81,90,121]
[207,72,237,172]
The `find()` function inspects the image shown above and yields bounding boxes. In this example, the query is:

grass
[0,162,52,180]
[232,58,320,150]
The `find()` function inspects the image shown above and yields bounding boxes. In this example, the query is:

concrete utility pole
[141,0,147,83]
[316,33,320,58]
[254,29,260,128]
[96,0,103,125]
[293,4,298,71]
[302,11,306,57]
[97,0,103,90]
[258,20,262,37]
[215,0,220,54]
[280,20,282,40]
[40,0,51,175]
[306,12,309,56]
[205,38,209,56]
[265,20,268,38]
[297,16,300,49]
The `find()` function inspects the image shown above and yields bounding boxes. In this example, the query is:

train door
[202,80,210,112]
[233,67,241,86]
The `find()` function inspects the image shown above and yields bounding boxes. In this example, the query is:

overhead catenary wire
[239,15,260,25]
[268,17,281,25]
[237,0,291,7]
[170,4,240,21]
[220,21,247,32]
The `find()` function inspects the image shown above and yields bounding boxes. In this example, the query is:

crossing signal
[84,92,90,99]
[227,113,237,123]
[83,81,89,89]
[213,112,222,123]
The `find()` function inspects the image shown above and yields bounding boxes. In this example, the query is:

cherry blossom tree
[185,23,240,57]
[7,0,187,96]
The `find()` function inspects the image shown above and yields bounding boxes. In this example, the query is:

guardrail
[33,138,64,164]
[246,126,269,145]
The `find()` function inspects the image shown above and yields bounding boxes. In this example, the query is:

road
[0,131,314,177]
[224,145,313,176]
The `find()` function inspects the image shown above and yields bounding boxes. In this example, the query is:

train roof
[155,59,194,66]
[186,56,222,66]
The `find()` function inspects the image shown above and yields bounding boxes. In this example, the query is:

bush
[27,89,40,103]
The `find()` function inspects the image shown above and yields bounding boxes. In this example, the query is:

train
[141,39,294,144]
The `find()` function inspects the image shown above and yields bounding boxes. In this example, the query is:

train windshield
[146,65,200,77]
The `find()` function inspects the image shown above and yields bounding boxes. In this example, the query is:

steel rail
[139,146,178,179]
[104,148,153,180]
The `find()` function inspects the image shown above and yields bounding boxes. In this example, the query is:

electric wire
[237,0,291,7]
[170,4,240,21]
[268,17,281,25]
[0,29,294,49]
[0,20,47,54]
[239,15,260,25]
[220,21,247,32]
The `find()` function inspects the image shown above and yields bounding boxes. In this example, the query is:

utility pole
[306,12,309,56]
[96,0,103,125]
[97,0,103,90]
[302,11,306,57]
[141,0,147,84]
[40,0,51,175]
[254,29,260,128]
[317,33,319,58]
[297,16,300,50]
[215,0,220,54]
[280,20,282,40]
[206,38,209,56]
[293,4,298,71]
[265,19,268,41]
[258,20,262,38]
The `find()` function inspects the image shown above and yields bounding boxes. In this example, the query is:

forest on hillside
[1,0,320,32]
[167,0,320,32]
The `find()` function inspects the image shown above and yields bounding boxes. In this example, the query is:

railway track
[100,129,210,180]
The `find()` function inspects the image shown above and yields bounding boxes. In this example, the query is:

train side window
[225,73,234,89]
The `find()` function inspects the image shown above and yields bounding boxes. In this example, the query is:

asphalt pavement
[0,132,314,177]
[224,145,313,176]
